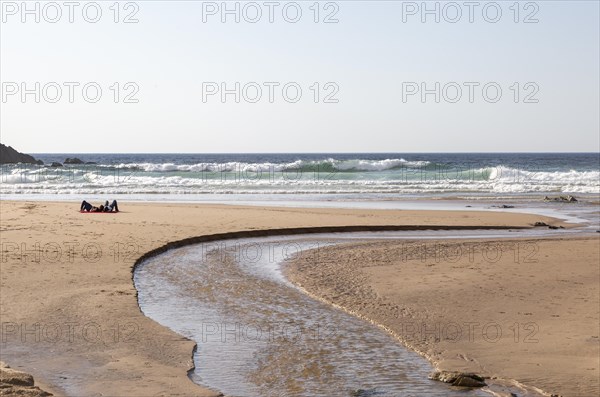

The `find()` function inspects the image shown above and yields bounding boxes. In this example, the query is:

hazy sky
[1,0,598,153]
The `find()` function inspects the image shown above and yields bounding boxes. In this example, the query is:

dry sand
[286,237,600,397]
[0,200,591,396]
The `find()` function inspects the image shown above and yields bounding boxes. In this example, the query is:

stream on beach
[133,230,566,397]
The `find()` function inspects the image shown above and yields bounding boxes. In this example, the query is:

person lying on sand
[80,200,119,212]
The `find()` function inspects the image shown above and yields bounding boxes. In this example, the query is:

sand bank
[286,236,599,397]
[0,200,578,396]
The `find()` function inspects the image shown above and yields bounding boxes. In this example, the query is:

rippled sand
[0,200,583,396]
[287,237,600,397]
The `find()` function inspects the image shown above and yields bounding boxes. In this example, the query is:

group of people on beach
[80,200,119,212]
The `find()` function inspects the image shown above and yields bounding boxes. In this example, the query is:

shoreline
[0,200,591,396]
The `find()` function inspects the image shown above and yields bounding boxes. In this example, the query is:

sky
[1,0,599,153]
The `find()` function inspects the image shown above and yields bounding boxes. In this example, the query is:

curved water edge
[131,224,580,397]
[287,266,552,397]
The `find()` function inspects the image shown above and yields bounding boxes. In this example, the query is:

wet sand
[0,200,586,396]
[286,236,600,397]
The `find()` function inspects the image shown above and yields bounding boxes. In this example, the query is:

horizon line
[26,151,600,155]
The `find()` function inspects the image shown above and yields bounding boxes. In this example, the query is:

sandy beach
[286,236,600,396]
[0,200,597,396]
[3,0,598,393]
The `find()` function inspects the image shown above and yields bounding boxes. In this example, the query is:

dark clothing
[104,200,119,212]
[80,200,93,211]
[81,199,119,212]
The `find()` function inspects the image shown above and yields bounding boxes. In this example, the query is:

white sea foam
[2,162,598,195]
[108,158,430,173]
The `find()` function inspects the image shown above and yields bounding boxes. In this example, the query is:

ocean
[1,153,598,200]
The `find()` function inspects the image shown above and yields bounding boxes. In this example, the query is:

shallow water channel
[134,230,558,397]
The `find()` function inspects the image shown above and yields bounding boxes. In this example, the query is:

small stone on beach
[429,370,487,388]
[543,195,577,203]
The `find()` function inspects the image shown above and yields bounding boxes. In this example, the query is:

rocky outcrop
[64,157,84,164]
[0,362,52,396]
[544,195,577,203]
[429,371,487,388]
[0,144,43,165]
[533,221,565,230]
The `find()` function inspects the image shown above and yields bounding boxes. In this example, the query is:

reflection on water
[135,233,486,396]
[135,232,550,397]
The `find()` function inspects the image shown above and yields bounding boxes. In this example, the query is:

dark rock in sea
[0,143,43,165]
[64,157,84,164]
[429,371,487,388]
[492,205,515,209]
[50,162,63,167]
[85,161,97,165]
[534,221,548,227]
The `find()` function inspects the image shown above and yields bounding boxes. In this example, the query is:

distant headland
[0,144,43,165]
